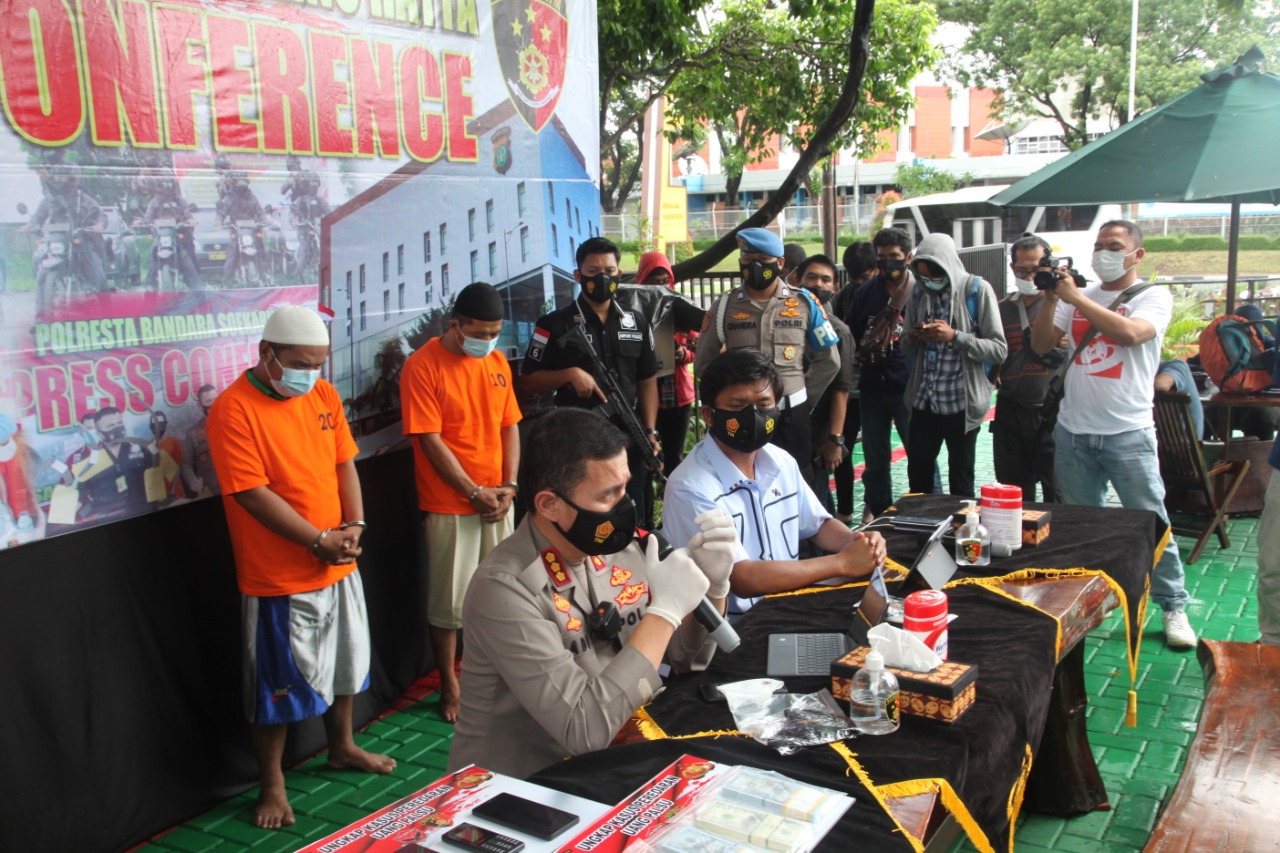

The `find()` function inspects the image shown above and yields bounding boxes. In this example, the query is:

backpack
[1198,315,1276,393]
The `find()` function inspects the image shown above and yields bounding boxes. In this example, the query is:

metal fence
[603,201,880,244]
[1139,214,1280,238]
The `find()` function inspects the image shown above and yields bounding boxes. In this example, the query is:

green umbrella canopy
[992,47,1280,207]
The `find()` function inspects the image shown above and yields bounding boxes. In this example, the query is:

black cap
[453,282,504,322]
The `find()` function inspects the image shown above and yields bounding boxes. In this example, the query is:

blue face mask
[457,328,498,359]
[920,276,948,292]
[270,349,321,398]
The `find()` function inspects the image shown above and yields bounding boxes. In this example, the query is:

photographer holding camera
[1030,220,1195,650]
[992,234,1068,502]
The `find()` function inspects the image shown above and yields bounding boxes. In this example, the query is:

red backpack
[1198,314,1276,393]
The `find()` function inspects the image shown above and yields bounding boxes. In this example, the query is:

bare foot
[328,744,397,774]
[255,782,295,830]
[440,682,460,723]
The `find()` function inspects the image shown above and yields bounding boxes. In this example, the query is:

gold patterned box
[831,647,978,724]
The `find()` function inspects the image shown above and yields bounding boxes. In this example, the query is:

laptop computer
[766,563,891,677]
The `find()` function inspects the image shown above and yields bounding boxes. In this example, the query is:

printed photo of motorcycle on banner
[0,0,600,550]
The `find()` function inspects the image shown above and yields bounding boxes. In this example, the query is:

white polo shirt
[664,437,830,614]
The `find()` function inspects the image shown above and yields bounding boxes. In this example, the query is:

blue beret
[735,227,784,257]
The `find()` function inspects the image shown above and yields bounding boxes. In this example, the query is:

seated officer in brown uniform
[519,236,661,527]
[695,227,840,484]
[447,408,735,778]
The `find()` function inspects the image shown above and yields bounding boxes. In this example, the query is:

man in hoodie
[1030,220,1195,650]
[901,233,1007,498]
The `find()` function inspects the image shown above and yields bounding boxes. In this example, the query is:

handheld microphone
[648,530,740,652]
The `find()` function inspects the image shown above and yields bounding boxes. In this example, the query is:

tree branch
[673,0,876,278]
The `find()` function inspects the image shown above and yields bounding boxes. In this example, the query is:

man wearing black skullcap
[518,236,660,527]
[402,282,522,722]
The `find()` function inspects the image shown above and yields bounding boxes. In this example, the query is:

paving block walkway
[136,437,1262,853]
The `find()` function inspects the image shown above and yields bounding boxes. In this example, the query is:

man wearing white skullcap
[206,305,395,830]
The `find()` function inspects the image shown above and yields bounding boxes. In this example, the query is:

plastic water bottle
[849,639,900,735]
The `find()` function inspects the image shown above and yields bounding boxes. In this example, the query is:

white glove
[642,533,709,630]
[686,509,737,599]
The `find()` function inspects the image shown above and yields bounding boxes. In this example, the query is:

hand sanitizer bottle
[850,639,900,735]
[955,499,990,567]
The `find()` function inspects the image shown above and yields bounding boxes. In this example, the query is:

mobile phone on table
[471,793,579,840]
[441,822,524,853]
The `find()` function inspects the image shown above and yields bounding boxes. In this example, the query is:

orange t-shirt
[206,372,359,596]
[400,337,522,514]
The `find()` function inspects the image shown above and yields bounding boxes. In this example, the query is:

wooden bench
[1143,639,1280,852]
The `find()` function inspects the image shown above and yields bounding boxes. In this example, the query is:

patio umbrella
[991,46,1280,312]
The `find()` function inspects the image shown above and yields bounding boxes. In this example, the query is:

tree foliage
[671,0,885,278]
[662,0,938,205]
[937,0,1280,148]
[893,163,974,198]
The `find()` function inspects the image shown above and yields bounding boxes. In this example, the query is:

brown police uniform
[447,518,714,778]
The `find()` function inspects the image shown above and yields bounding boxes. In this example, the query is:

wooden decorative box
[831,647,978,724]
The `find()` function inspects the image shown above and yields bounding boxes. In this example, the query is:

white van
[888,185,1123,288]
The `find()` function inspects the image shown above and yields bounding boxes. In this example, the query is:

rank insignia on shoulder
[541,548,571,587]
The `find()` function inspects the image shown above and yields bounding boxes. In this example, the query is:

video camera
[1034,255,1086,291]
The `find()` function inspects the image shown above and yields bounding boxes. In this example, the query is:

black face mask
[552,492,637,556]
[806,286,834,304]
[101,426,126,443]
[710,404,780,453]
[580,272,619,303]
[877,258,907,283]
[741,260,781,291]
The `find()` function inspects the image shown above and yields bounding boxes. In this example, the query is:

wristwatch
[827,434,846,446]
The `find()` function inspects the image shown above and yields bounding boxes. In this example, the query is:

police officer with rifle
[518,237,662,527]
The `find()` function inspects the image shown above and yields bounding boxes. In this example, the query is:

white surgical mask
[1091,249,1137,284]
[1014,277,1040,297]
[270,349,321,398]
[457,329,498,359]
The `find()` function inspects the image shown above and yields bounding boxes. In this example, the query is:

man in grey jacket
[901,233,1007,497]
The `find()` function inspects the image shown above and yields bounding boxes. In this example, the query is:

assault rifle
[561,316,666,484]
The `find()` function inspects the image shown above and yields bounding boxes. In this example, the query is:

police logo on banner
[492,0,568,133]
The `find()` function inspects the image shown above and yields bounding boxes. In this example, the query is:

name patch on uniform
[773,319,804,328]
[727,321,757,332]
[541,548,571,587]
[618,331,644,342]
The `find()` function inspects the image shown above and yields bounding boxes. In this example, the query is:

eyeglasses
[1011,267,1040,278]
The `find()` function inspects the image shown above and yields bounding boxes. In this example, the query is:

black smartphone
[699,682,725,703]
[471,793,579,841]
[441,822,525,853]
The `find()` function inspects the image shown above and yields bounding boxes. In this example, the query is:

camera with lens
[1034,255,1083,291]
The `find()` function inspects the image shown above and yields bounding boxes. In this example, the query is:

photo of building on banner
[0,0,600,550]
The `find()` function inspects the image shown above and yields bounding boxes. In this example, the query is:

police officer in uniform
[447,408,735,778]
[695,228,840,484]
[519,237,662,527]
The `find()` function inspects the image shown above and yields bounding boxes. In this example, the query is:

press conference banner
[0,0,600,549]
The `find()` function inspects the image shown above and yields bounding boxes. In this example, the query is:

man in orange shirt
[207,306,395,831]
[401,282,521,722]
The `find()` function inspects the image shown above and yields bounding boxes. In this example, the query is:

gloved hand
[642,532,709,630]
[686,509,737,599]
